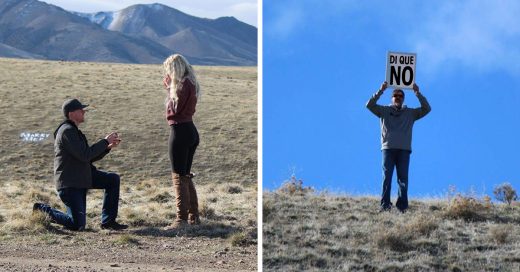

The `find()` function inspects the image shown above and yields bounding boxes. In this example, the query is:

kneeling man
[34,99,127,230]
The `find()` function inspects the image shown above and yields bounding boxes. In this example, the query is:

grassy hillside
[0,58,257,271]
[263,181,520,271]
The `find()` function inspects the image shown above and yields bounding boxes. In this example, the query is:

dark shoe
[101,221,128,230]
[379,206,392,213]
[33,203,44,212]
[65,225,85,231]
[398,208,408,214]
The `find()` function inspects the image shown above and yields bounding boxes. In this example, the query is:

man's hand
[107,141,120,149]
[413,83,420,95]
[163,74,172,89]
[379,81,388,92]
[105,132,121,149]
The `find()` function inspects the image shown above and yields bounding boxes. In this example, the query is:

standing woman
[163,54,201,228]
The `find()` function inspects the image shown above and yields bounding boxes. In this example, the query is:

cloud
[409,0,520,76]
[267,6,304,39]
[265,0,520,75]
[265,0,357,40]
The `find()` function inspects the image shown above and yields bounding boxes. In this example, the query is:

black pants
[168,121,199,175]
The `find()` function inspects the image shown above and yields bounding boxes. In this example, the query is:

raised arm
[61,128,109,163]
[412,83,431,120]
[366,81,387,117]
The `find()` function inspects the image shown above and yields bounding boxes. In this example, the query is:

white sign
[20,132,50,142]
[386,52,416,89]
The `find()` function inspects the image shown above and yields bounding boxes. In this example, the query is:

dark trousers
[381,149,411,211]
[168,122,199,175]
[40,170,120,230]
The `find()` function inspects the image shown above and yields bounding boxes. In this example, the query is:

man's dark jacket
[53,120,109,190]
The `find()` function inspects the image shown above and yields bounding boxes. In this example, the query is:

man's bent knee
[108,173,120,187]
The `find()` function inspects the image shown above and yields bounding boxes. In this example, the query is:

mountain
[0,0,257,65]
[76,3,257,66]
[0,42,43,59]
[0,0,171,63]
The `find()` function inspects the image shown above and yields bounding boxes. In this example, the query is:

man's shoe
[101,221,128,230]
[379,206,392,213]
[33,203,43,211]
[33,203,49,214]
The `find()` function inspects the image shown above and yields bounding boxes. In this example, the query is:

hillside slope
[264,184,520,271]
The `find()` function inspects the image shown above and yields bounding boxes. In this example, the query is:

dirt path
[0,229,256,271]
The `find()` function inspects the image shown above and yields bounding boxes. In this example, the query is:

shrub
[150,191,173,203]
[444,194,488,221]
[493,183,517,206]
[482,195,492,209]
[229,231,255,247]
[405,214,438,236]
[263,199,274,222]
[3,212,53,233]
[277,175,314,196]
[199,201,215,219]
[122,209,149,227]
[488,225,512,244]
[375,227,413,252]
[113,234,139,246]
[224,185,243,194]
[24,189,51,203]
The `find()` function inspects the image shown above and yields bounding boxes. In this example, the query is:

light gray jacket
[366,90,431,151]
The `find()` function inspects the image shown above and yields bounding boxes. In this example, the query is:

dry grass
[0,58,257,246]
[1,210,59,235]
[113,234,140,246]
[444,194,490,221]
[488,224,513,244]
[263,187,520,271]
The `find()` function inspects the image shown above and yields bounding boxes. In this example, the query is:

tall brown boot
[165,173,190,229]
[187,174,200,225]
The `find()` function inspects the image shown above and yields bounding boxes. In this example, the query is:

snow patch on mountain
[146,3,164,11]
[107,11,122,30]
[73,11,114,29]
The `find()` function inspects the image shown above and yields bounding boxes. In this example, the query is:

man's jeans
[381,149,410,211]
[39,170,120,230]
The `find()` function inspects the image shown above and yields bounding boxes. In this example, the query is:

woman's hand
[163,74,172,89]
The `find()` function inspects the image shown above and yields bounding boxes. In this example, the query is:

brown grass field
[0,58,257,271]
[263,180,520,271]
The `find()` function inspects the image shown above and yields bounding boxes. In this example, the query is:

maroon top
[166,79,197,125]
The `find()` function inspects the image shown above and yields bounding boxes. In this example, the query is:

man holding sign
[366,80,431,213]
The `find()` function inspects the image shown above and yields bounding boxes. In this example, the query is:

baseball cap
[62,98,88,117]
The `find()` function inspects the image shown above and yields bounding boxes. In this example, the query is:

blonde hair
[163,54,201,102]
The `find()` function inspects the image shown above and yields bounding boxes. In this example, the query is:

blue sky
[42,0,257,26]
[263,0,520,198]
